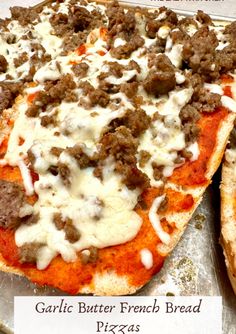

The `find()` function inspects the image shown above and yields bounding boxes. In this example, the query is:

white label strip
[14,296,222,334]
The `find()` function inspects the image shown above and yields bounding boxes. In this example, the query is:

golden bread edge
[221,147,236,295]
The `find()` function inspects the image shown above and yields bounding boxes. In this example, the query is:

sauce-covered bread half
[0,0,236,295]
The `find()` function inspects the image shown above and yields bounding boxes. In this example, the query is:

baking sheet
[0,1,236,333]
[119,0,236,19]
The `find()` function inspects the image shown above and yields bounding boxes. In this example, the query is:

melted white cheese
[204,83,223,95]
[159,88,193,116]
[175,72,186,84]
[0,5,69,82]
[19,203,34,218]
[59,94,131,151]
[165,36,183,68]
[216,42,229,51]
[57,0,70,14]
[211,25,230,51]
[105,69,137,85]
[15,161,142,270]
[0,33,33,81]
[18,160,34,196]
[114,38,126,48]
[185,24,198,37]
[34,21,63,58]
[140,248,153,270]
[138,87,193,185]
[221,96,236,113]
[34,60,62,83]
[158,25,171,39]
[80,2,106,14]
[149,195,170,245]
[188,142,200,162]
[156,12,167,21]
[204,82,236,113]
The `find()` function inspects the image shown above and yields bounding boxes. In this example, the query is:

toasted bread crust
[221,147,236,294]
[221,76,236,295]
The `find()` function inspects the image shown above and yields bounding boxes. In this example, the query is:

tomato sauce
[170,107,229,187]
[27,92,39,104]
[96,50,106,56]
[221,74,234,84]
[223,86,233,98]
[0,137,9,158]
[100,27,108,41]
[75,44,86,56]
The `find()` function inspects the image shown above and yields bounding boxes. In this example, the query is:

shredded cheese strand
[18,160,34,196]
[140,248,153,270]
[149,195,171,245]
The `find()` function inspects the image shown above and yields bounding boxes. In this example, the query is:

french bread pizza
[0,0,236,295]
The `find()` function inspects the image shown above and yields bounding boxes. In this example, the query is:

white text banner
[14,296,222,334]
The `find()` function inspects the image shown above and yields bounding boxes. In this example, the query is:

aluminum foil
[0,175,236,333]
